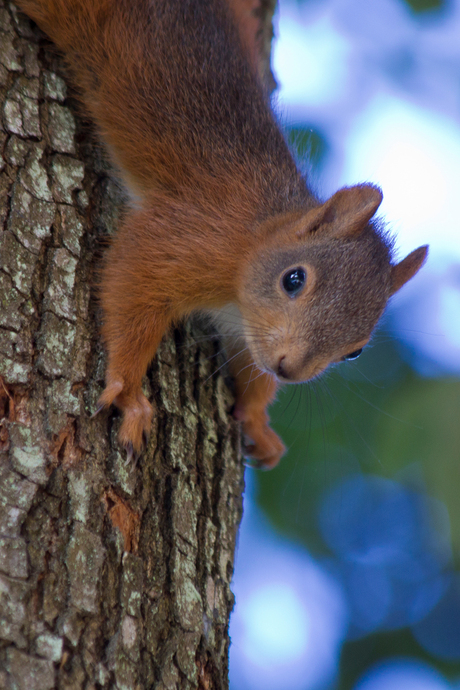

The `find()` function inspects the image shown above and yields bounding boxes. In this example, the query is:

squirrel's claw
[124,442,142,465]
[123,442,140,465]
[124,433,147,465]
[240,422,286,470]
[91,401,106,419]
[96,378,153,462]
[243,453,263,469]
[243,450,279,471]
[92,379,123,417]
[117,392,153,462]
[125,442,135,464]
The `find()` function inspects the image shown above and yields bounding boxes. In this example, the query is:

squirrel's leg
[97,317,169,456]
[227,347,285,469]
[96,218,173,456]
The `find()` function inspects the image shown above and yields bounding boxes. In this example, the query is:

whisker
[243,363,257,396]
[320,378,382,467]
[204,345,250,383]
[338,376,422,428]
[276,382,298,423]
[312,380,328,459]
[349,364,386,389]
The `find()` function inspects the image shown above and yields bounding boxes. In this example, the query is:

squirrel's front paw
[96,382,153,460]
[241,420,286,470]
[117,393,153,460]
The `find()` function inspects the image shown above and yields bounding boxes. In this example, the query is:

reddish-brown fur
[18,0,427,468]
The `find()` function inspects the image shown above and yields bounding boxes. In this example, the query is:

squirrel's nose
[277,355,291,380]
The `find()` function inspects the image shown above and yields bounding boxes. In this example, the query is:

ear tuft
[391,245,428,295]
[296,184,383,240]
[326,184,383,237]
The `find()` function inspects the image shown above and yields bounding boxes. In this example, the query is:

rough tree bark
[0,1,276,688]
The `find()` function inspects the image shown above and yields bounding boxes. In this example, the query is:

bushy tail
[17,0,110,55]
[16,0,299,205]
[16,0,163,196]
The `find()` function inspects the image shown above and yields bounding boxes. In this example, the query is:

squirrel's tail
[16,0,299,207]
[17,0,111,55]
[15,0,164,196]
[16,0,116,111]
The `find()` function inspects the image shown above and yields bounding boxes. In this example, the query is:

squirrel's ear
[296,184,383,239]
[390,245,428,295]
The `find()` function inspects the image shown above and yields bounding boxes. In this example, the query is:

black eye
[282,267,306,297]
[342,348,363,361]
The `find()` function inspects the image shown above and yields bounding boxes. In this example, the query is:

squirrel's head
[237,184,428,383]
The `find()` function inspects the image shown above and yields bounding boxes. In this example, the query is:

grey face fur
[243,227,392,362]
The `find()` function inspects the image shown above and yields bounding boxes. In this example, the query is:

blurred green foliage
[341,628,460,690]
[286,126,329,174]
[294,0,447,13]
[402,0,446,13]
[255,330,460,688]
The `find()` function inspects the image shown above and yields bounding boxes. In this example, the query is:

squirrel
[17,0,427,469]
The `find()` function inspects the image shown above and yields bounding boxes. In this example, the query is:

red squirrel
[18,0,427,468]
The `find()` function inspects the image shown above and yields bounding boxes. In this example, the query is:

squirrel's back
[19,0,307,211]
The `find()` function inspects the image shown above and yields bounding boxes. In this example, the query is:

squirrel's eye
[282,267,306,297]
[343,348,363,361]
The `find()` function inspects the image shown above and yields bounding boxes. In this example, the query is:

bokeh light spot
[273,14,350,106]
[439,286,460,349]
[341,94,460,262]
[354,659,452,690]
[241,583,310,666]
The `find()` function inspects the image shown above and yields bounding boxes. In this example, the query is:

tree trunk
[0,1,276,687]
